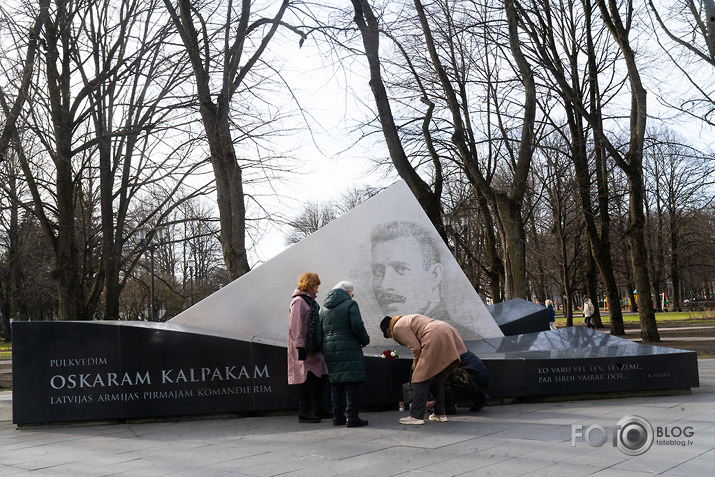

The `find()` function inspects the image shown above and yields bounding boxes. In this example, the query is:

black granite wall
[12,321,699,425]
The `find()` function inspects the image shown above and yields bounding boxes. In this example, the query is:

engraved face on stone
[370,221,444,319]
[170,181,504,344]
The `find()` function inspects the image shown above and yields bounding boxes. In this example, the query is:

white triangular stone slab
[170,180,504,346]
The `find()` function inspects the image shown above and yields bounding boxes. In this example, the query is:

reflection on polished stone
[469,327,699,398]
[487,298,550,336]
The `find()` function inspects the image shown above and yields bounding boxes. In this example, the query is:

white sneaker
[399,416,425,425]
[429,413,448,422]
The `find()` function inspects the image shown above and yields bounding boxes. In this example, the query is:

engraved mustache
[374,289,406,305]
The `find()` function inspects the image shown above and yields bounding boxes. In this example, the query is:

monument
[488,298,550,336]
[12,181,699,425]
[167,180,503,344]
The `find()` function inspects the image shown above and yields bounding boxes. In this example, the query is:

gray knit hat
[332,281,354,292]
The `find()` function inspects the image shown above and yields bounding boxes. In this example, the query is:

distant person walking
[583,296,596,329]
[381,314,467,425]
[288,272,329,423]
[546,299,556,330]
[319,281,371,427]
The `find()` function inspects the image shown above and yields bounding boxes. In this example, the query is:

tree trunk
[595,0,660,342]
[1,170,17,337]
[44,9,87,321]
[0,279,9,340]
[584,0,623,335]
[586,243,603,328]
[670,223,681,310]
[476,189,504,302]
[494,194,527,299]
[563,291,573,327]
[8,165,21,325]
[351,0,446,240]
[54,147,86,321]
[498,0,535,299]
[98,130,116,320]
[558,223,573,327]
[626,165,660,342]
[201,111,250,281]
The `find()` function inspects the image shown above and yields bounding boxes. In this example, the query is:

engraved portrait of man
[370,221,447,320]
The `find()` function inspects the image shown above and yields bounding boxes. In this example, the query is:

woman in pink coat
[288,272,329,423]
[381,314,467,425]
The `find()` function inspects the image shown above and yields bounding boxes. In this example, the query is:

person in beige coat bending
[380,314,467,425]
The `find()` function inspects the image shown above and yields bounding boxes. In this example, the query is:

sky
[245,36,396,264]
[241,3,715,267]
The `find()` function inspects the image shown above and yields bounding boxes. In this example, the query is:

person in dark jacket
[442,350,489,414]
[546,299,556,330]
[319,281,371,427]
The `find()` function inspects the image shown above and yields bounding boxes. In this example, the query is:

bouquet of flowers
[381,349,398,361]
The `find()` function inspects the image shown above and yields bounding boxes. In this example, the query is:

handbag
[402,381,415,404]
[402,370,415,404]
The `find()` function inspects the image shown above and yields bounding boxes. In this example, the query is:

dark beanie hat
[380,316,392,339]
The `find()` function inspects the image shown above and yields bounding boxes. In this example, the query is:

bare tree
[79,0,201,320]
[349,0,447,242]
[0,0,50,162]
[285,200,338,244]
[335,186,380,214]
[516,0,625,333]
[540,140,586,327]
[441,181,504,302]
[349,0,537,298]
[643,129,715,309]
[0,0,206,321]
[648,0,715,126]
[286,186,379,244]
[0,151,58,333]
[162,0,310,281]
[514,0,659,341]
[595,0,659,341]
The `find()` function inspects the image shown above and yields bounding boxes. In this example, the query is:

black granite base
[12,322,699,425]
[468,326,699,397]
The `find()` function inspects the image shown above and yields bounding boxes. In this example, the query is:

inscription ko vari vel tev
[537,362,648,384]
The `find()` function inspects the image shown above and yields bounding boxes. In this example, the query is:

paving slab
[0,360,714,476]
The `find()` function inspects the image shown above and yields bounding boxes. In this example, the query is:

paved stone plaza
[1,361,713,476]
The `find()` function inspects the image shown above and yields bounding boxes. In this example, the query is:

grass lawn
[0,342,10,360]
[555,310,715,327]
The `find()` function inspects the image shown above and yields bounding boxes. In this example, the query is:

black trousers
[410,374,445,419]
[299,372,328,411]
[331,382,360,420]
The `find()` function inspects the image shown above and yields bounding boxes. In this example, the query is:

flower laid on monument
[381,349,398,361]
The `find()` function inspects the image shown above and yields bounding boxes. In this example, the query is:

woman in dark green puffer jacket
[319,281,370,427]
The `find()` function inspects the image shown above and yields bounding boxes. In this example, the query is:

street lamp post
[187,258,195,306]
[137,226,166,322]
